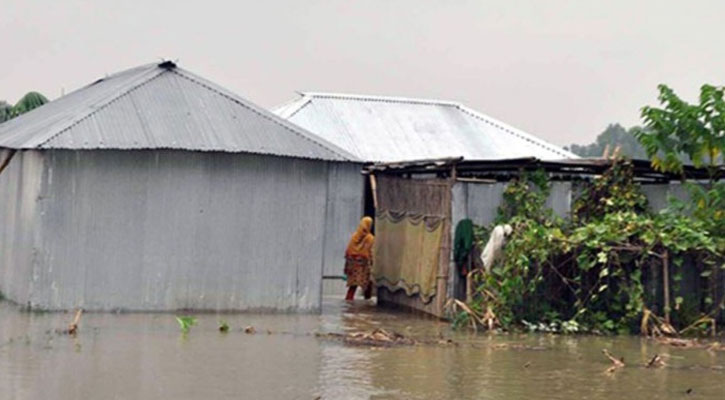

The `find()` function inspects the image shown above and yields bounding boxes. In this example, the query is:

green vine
[463,161,722,335]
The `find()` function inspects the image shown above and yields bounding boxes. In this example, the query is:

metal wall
[451,180,683,235]
[0,150,45,304]
[321,163,364,295]
[452,181,572,229]
[1,149,357,311]
[640,183,691,212]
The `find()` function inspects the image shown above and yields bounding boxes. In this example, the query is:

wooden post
[435,179,454,318]
[369,174,378,210]
[601,144,610,159]
[662,251,671,325]
[611,145,622,160]
[0,149,17,176]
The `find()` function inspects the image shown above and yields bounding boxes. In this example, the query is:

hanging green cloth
[453,219,474,276]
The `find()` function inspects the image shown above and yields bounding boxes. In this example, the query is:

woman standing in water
[344,216,375,301]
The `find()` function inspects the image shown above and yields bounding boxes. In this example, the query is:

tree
[635,84,725,249]
[635,84,724,174]
[12,92,48,117]
[567,124,648,159]
[0,92,49,124]
[0,101,12,123]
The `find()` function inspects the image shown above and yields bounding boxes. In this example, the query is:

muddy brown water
[1,298,724,400]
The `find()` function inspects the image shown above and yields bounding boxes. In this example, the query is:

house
[0,61,363,312]
[275,92,577,294]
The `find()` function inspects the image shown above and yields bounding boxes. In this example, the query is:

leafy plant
[0,101,12,123]
[175,316,197,333]
[218,320,230,333]
[635,84,724,174]
[0,92,49,123]
[11,92,48,117]
[635,83,725,253]
[462,161,721,335]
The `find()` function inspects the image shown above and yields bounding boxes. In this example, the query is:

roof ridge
[172,71,356,161]
[38,66,165,147]
[273,95,313,119]
[456,105,576,159]
[300,92,460,107]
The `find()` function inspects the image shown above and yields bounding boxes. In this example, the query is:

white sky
[2,0,724,145]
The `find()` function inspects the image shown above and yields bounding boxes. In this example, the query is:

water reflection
[1,299,723,399]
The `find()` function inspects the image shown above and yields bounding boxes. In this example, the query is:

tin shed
[365,158,720,318]
[275,92,577,295]
[0,61,362,312]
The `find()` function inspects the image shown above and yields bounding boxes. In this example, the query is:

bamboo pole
[68,309,83,335]
[369,174,378,210]
[663,251,671,325]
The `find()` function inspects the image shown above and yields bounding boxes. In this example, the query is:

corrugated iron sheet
[0,149,363,311]
[0,64,355,162]
[275,92,578,162]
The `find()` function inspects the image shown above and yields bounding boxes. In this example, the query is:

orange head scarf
[345,216,375,259]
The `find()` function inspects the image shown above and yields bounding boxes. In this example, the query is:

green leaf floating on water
[176,316,197,333]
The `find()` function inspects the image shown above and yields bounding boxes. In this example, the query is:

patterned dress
[345,256,371,288]
[345,217,375,291]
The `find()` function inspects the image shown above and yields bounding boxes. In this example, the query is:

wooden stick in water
[68,309,83,335]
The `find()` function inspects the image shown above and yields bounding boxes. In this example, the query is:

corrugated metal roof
[274,92,578,162]
[0,63,356,161]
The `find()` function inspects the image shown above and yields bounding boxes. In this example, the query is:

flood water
[1,298,723,400]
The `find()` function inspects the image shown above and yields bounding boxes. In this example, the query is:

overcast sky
[2,0,724,145]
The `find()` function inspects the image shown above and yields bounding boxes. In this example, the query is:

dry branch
[67,309,83,335]
[602,349,625,374]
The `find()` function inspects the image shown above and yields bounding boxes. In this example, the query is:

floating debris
[61,309,83,335]
[645,354,666,368]
[491,343,547,351]
[602,349,625,374]
[655,337,725,351]
[343,328,417,346]
[218,320,230,333]
[243,325,256,334]
[317,328,417,347]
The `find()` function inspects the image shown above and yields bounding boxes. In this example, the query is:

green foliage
[635,84,724,174]
[0,101,12,123]
[682,182,725,252]
[12,92,48,116]
[451,310,472,330]
[467,83,724,334]
[635,83,725,253]
[495,169,552,224]
[175,316,197,333]
[567,123,649,159]
[0,92,49,124]
[218,320,230,333]
[571,161,648,223]
[468,161,721,335]
[473,224,489,250]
